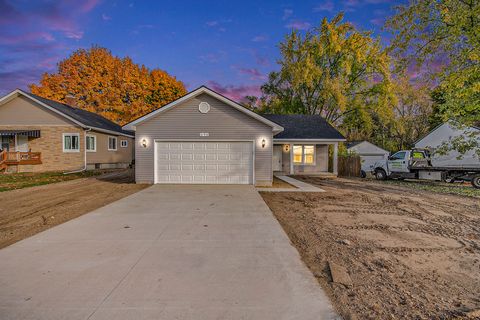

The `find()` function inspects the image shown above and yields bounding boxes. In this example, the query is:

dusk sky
[0,0,405,99]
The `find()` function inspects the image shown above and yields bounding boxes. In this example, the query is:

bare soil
[0,169,148,249]
[261,176,480,320]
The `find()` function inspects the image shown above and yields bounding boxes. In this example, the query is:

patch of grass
[381,179,480,198]
[0,171,103,192]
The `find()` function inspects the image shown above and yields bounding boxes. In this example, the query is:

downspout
[64,128,91,174]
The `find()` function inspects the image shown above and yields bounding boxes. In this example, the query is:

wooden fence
[338,155,361,177]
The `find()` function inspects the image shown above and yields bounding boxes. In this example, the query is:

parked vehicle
[371,149,480,189]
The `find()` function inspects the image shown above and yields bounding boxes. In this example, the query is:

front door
[16,135,29,152]
[272,145,282,171]
[387,151,409,173]
[1,136,10,151]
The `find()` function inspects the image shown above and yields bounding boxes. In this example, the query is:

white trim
[153,139,255,185]
[120,139,128,148]
[292,144,316,166]
[62,133,80,153]
[0,90,134,138]
[108,136,117,151]
[86,134,96,152]
[122,86,284,133]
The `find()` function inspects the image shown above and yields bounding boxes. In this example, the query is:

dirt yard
[0,169,148,249]
[261,177,480,320]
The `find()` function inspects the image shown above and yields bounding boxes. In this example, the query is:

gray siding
[135,93,273,185]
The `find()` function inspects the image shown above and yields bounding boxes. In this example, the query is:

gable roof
[122,86,284,133]
[346,140,389,154]
[345,141,363,149]
[0,89,133,137]
[261,114,345,141]
[414,121,480,146]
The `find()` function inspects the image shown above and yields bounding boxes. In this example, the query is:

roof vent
[198,102,210,114]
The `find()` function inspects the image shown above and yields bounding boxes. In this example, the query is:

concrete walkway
[258,175,325,192]
[0,185,336,320]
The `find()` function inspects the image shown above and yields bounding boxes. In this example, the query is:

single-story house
[123,86,345,186]
[415,122,480,168]
[0,89,134,173]
[346,140,390,174]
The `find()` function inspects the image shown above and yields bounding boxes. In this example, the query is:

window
[390,151,406,161]
[293,145,315,165]
[108,136,117,151]
[63,133,80,152]
[86,135,96,152]
[120,140,128,148]
[412,151,425,159]
[293,146,303,163]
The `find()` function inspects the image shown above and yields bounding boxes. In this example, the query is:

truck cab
[372,149,430,180]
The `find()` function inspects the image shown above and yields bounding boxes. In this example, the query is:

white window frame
[108,136,117,151]
[86,134,96,152]
[120,139,128,148]
[62,133,80,153]
[293,145,316,165]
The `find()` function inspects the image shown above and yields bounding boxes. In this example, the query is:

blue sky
[0,0,404,99]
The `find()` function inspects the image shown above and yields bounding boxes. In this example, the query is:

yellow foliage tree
[30,46,186,125]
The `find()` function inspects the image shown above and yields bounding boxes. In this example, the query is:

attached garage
[123,86,283,186]
[155,141,253,184]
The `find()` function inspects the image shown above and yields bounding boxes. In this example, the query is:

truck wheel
[375,169,387,180]
[472,175,480,189]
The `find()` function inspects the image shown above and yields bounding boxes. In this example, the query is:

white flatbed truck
[371,149,480,189]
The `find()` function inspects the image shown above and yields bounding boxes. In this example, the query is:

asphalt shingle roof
[261,114,345,140]
[20,90,132,136]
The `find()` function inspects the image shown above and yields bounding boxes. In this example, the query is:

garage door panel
[155,141,253,184]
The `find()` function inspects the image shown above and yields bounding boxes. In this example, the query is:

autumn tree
[258,14,396,138]
[30,46,186,124]
[386,0,479,127]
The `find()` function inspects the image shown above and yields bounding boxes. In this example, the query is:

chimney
[65,94,77,107]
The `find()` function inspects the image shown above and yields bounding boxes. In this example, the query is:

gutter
[64,128,91,174]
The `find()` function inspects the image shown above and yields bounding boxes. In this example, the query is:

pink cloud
[207,81,262,101]
[80,0,101,13]
[285,20,311,30]
[234,67,267,81]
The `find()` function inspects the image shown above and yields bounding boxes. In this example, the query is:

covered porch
[0,130,42,171]
[272,141,339,175]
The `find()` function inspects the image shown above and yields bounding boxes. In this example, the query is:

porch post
[333,142,338,175]
[289,143,294,175]
[14,135,17,152]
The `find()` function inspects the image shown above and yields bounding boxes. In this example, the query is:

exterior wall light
[261,139,266,148]
[141,138,147,148]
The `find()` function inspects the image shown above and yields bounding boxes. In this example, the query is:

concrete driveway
[0,185,336,320]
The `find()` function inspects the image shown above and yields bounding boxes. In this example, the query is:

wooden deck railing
[1,151,42,165]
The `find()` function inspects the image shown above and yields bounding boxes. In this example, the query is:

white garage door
[155,141,253,184]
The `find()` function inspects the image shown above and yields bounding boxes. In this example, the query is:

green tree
[385,0,480,126]
[258,14,396,139]
[30,46,186,125]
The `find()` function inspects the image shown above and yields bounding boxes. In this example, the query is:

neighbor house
[415,122,480,168]
[0,89,134,173]
[123,86,345,186]
[346,140,390,174]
